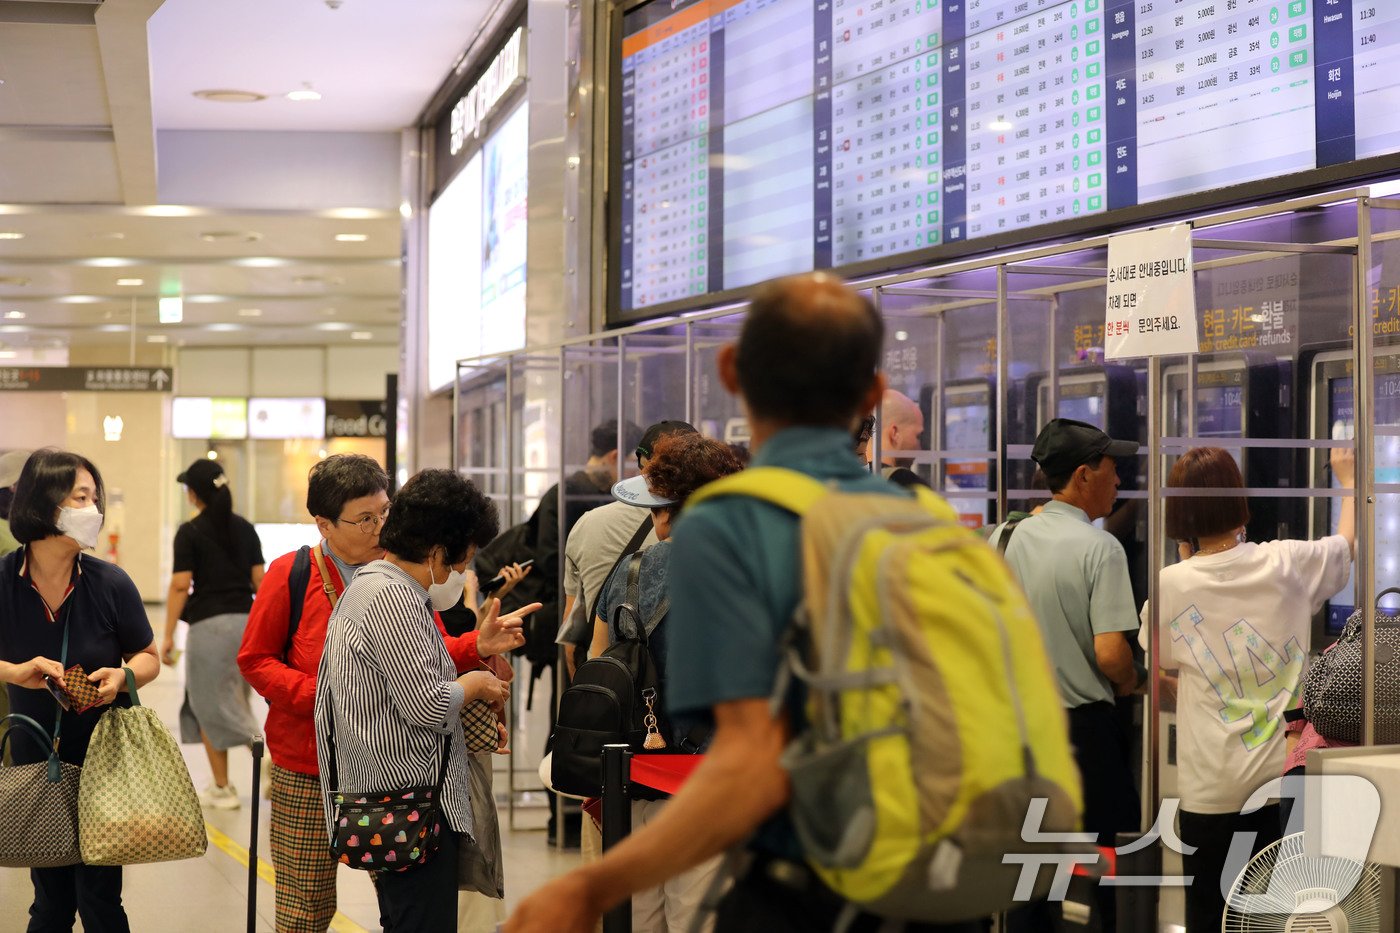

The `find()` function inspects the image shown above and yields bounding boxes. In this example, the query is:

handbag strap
[122,667,140,706]
[51,607,71,749]
[0,713,61,775]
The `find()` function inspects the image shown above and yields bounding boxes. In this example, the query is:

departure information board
[613,0,1400,318]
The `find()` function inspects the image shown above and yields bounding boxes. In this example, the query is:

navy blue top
[0,548,152,765]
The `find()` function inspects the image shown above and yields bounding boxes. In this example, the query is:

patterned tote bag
[78,669,208,865]
[0,713,82,867]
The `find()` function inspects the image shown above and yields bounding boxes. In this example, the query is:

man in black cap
[990,418,1143,932]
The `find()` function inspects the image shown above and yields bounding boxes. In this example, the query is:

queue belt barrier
[599,744,703,933]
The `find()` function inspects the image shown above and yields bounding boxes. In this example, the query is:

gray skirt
[178,611,260,750]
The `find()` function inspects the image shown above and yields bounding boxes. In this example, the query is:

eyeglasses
[336,508,390,535]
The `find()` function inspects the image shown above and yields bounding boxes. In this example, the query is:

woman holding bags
[0,449,160,933]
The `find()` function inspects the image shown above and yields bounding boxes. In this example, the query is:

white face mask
[427,561,467,612]
[57,504,103,550]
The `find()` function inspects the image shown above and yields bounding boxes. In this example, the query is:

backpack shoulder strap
[685,467,829,516]
[610,552,648,645]
[284,545,313,659]
[995,518,1025,557]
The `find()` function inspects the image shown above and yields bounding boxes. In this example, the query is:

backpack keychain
[641,688,667,750]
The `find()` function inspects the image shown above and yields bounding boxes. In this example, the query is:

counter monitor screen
[613,0,1400,318]
[1324,374,1400,633]
[1058,394,1105,431]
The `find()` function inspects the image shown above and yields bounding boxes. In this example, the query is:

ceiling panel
[0,137,122,202]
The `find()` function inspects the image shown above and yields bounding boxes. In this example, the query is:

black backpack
[550,553,670,799]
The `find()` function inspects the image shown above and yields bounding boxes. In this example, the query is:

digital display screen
[614,0,1388,318]
[1059,393,1105,430]
[428,100,529,390]
[1195,385,1244,439]
[1325,373,1400,632]
[944,399,991,528]
[248,398,326,440]
[171,397,248,440]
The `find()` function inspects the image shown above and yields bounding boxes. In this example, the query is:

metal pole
[617,336,627,472]
[555,349,569,847]
[996,265,1010,522]
[1048,295,1060,421]
[504,358,519,830]
[246,735,264,933]
[1146,354,1163,828]
[1356,197,1377,746]
[601,744,633,933]
[933,310,945,492]
[684,322,695,426]
[871,287,885,472]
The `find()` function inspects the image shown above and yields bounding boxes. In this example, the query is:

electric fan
[1222,833,1383,932]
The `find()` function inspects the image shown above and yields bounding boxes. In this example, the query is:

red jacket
[238,549,482,776]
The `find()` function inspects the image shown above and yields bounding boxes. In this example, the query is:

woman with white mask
[0,448,160,932]
[314,468,510,931]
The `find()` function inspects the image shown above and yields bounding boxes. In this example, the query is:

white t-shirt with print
[1140,536,1351,813]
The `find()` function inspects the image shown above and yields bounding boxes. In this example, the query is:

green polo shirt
[666,425,905,857]
[990,500,1139,708]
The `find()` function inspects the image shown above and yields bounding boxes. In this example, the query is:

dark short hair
[1044,456,1104,495]
[590,419,644,459]
[378,469,499,564]
[645,434,745,514]
[736,275,884,427]
[306,454,389,521]
[1165,447,1250,542]
[10,449,106,545]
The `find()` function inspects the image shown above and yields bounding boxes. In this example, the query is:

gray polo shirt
[990,500,1138,708]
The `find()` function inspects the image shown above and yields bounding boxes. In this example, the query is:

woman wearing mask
[0,449,160,932]
[315,469,512,931]
[1141,446,1354,932]
[161,459,264,809]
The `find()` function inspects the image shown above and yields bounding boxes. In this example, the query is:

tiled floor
[0,607,580,932]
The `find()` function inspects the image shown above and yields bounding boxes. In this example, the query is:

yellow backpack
[690,467,1083,922]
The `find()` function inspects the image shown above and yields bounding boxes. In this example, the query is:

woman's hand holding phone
[2,656,65,690]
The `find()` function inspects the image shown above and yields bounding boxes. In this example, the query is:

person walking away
[0,449,161,932]
[0,448,32,762]
[504,273,990,933]
[161,458,263,809]
[1141,446,1353,931]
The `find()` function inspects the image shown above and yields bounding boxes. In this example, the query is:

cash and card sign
[1104,223,1199,360]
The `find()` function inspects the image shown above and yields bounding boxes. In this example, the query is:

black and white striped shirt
[313,560,471,839]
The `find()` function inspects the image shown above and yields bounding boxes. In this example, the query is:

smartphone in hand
[481,559,534,595]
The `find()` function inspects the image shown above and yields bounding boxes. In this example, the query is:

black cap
[635,420,698,464]
[1031,418,1139,477]
[177,458,227,492]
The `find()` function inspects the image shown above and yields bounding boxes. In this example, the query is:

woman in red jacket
[238,454,532,933]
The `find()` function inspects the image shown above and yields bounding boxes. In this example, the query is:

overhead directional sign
[0,366,174,392]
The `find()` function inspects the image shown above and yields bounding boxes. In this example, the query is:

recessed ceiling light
[193,89,267,103]
[198,230,263,243]
[350,331,373,340]
[0,351,16,360]
[334,233,368,243]
[116,278,144,287]
[206,323,241,332]
[237,308,263,317]
[316,322,351,332]
[286,83,322,102]
[58,295,103,304]
[988,119,1014,132]
[0,231,23,240]
[146,335,168,344]
[0,276,30,287]
[320,307,338,316]
[3,311,24,320]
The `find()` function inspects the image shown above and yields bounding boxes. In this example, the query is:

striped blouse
[313,560,471,839]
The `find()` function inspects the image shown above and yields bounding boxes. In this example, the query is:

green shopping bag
[78,669,207,865]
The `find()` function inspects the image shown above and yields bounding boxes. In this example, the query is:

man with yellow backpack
[505,273,1082,933]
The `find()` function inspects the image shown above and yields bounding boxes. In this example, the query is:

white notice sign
[1104,223,1199,360]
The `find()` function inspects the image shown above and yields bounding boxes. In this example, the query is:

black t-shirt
[172,512,264,623]
[0,550,153,765]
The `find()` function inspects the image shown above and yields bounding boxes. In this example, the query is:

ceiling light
[0,231,23,240]
[334,233,368,243]
[58,295,104,304]
[116,278,144,287]
[286,83,322,102]
[94,232,126,241]
[138,205,201,218]
[237,257,287,268]
[0,351,15,360]
[3,311,24,320]
[87,257,137,268]
[988,120,1014,132]
[146,335,168,344]
[350,331,373,340]
[159,296,183,323]
[316,322,351,332]
[206,450,218,461]
[237,308,263,317]
[198,230,263,243]
[0,276,30,287]
[193,89,267,103]
[206,323,241,332]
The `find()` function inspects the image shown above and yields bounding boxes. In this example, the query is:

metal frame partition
[454,188,1397,924]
